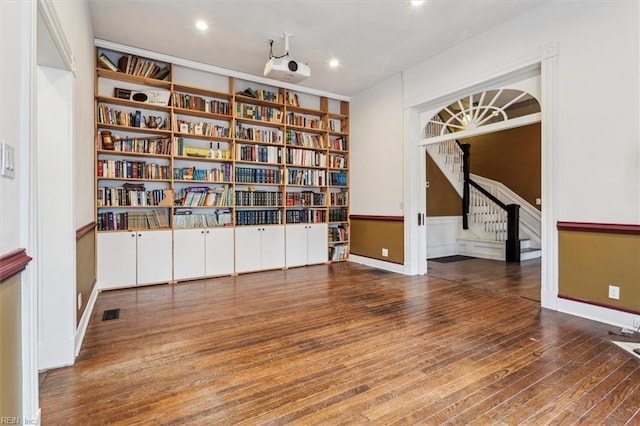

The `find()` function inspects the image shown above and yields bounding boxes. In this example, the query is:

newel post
[460,143,470,229]
[505,203,520,262]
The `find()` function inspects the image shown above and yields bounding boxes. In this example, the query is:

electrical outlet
[608,285,620,300]
[399,202,404,210]
[381,248,389,257]
[77,293,82,310]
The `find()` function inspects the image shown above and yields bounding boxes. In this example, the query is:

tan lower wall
[76,227,96,325]
[350,218,404,264]
[559,230,640,312]
[0,275,22,418]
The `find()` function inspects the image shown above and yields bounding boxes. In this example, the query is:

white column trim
[539,49,559,310]
[403,107,425,274]
[23,0,40,421]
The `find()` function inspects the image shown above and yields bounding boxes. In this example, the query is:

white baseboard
[75,283,99,357]
[426,243,458,259]
[348,255,406,274]
[557,298,640,331]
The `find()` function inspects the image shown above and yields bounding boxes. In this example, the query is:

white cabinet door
[235,227,262,273]
[261,225,285,270]
[307,223,328,265]
[173,228,206,281]
[136,230,173,285]
[205,227,235,276]
[97,232,137,290]
[285,224,308,268]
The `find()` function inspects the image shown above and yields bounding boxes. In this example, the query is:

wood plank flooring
[427,257,541,302]
[39,261,639,425]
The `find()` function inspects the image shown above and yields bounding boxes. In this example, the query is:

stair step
[521,247,542,261]
[457,237,541,261]
[520,247,539,253]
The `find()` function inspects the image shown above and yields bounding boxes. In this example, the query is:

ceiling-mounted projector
[264,33,311,83]
[264,57,310,83]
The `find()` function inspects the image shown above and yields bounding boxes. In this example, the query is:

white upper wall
[404,1,639,224]
[350,73,404,216]
[0,1,31,254]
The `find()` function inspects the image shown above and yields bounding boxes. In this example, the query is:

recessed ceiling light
[329,58,339,68]
[195,20,208,31]
[411,0,425,5]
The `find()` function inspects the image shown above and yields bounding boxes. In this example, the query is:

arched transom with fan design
[422,88,541,143]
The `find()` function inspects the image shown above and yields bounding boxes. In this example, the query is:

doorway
[35,5,76,370]
[405,59,557,308]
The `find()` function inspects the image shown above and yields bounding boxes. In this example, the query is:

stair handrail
[469,180,506,209]
[470,173,541,247]
[456,140,521,262]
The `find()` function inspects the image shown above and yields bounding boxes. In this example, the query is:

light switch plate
[1,141,16,179]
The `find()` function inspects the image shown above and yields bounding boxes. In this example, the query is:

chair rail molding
[0,249,33,284]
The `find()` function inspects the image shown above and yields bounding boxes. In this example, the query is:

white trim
[36,66,76,371]
[95,39,349,102]
[557,299,640,331]
[539,49,558,311]
[37,0,75,74]
[23,0,40,420]
[402,73,426,275]
[348,255,406,275]
[74,283,99,357]
[420,112,541,145]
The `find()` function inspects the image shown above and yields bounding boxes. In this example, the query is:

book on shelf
[237,88,258,99]
[117,55,130,73]
[286,92,300,107]
[98,53,118,72]
[158,189,174,207]
[152,65,171,81]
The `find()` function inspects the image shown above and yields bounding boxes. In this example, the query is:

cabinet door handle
[138,233,142,237]
[201,230,205,234]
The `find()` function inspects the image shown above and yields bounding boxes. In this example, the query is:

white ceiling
[87,0,545,97]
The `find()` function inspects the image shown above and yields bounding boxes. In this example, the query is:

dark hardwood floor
[427,256,541,302]
[40,261,639,425]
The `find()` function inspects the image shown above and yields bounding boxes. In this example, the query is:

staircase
[426,140,541,261]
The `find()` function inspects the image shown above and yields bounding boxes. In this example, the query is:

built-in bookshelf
[95,47,350,276]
